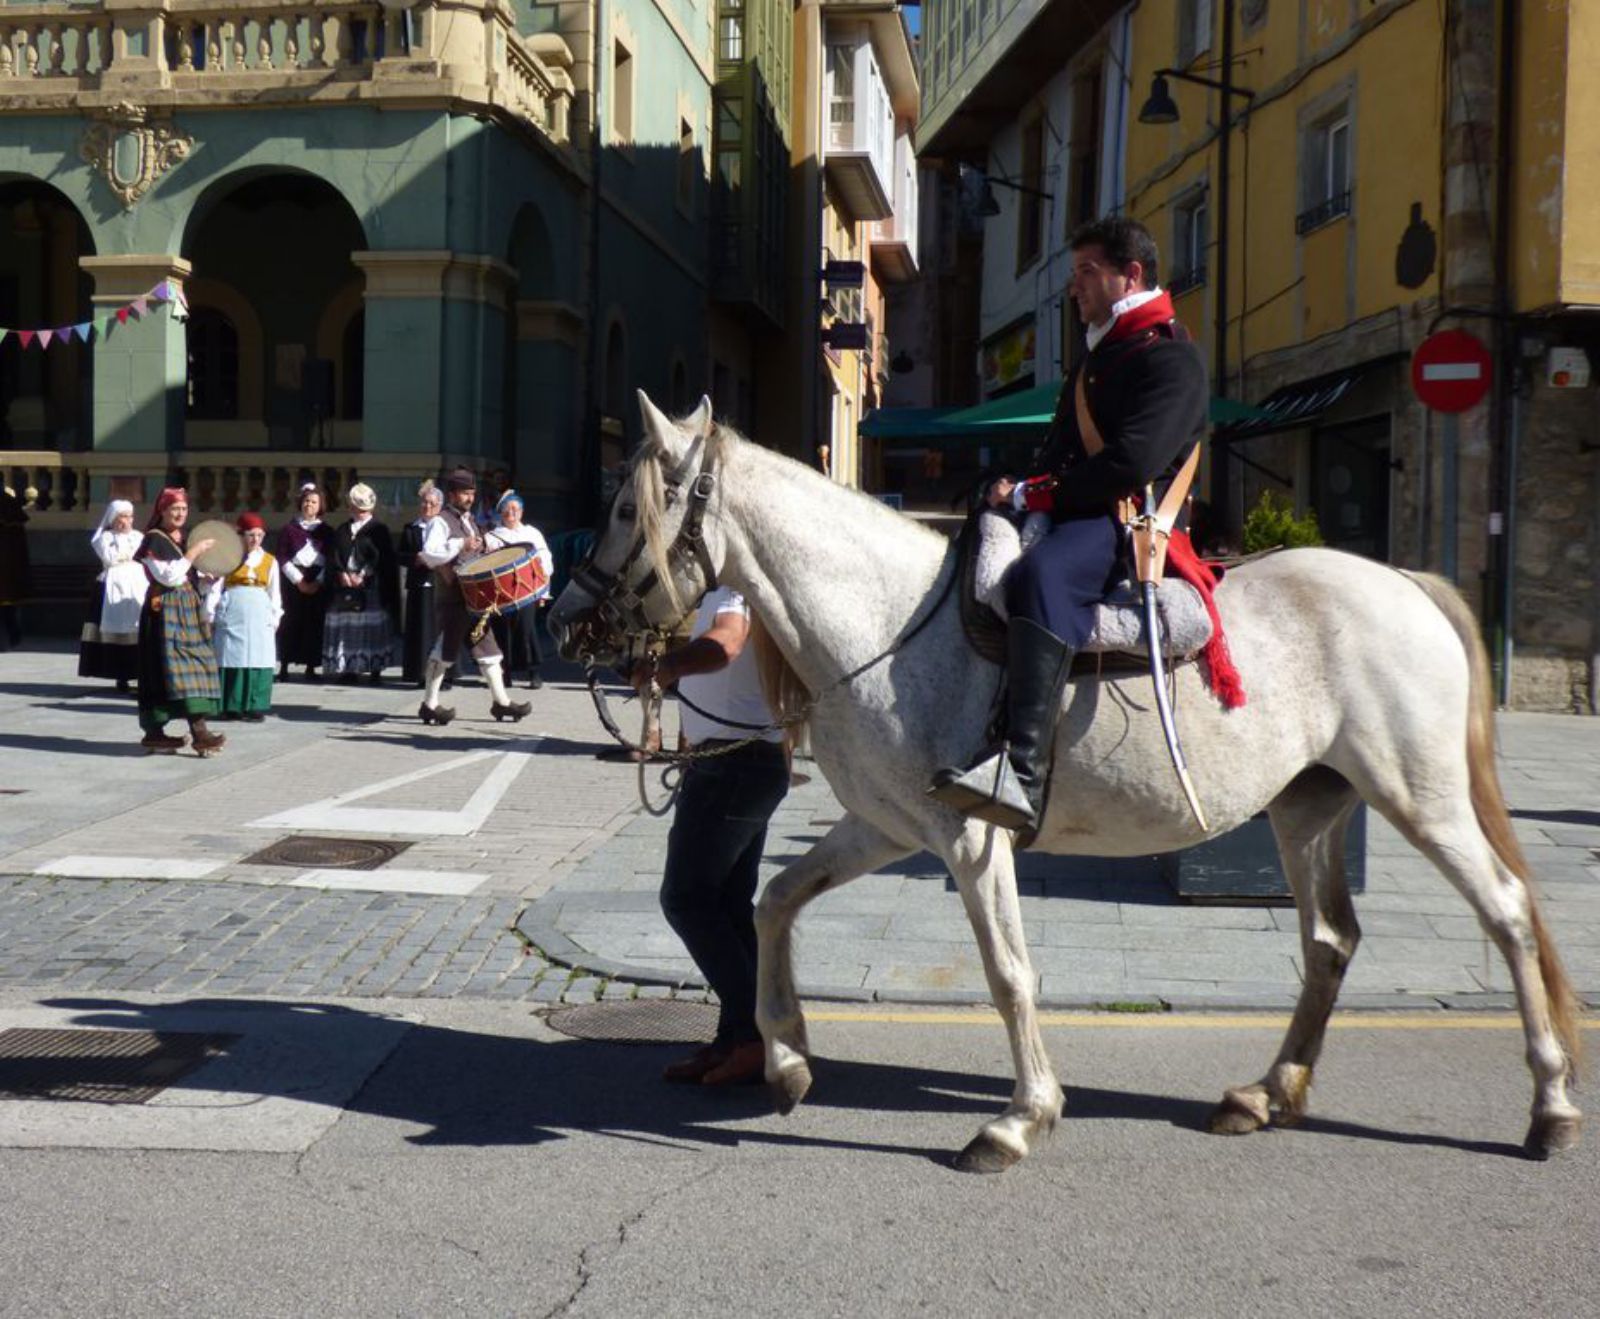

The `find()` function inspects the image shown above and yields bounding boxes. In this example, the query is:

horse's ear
[636,390,679,452]
[686,395,714,437]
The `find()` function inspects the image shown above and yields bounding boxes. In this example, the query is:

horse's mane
[632,416,834,748]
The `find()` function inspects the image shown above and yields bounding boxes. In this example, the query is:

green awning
[862,387,1273,443]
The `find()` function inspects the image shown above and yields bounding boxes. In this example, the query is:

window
[186,308,239,420]
[828,45,855,152]
[1015,118,1045,271]
[1298,112,1352,233]
[340,309,365,419]
[677,117,696,213]
[1171,191,1209,293]
[1068,63,1103,232]
[612,40,634,144]
[719,2,743,62]
[1178,0,1213,66]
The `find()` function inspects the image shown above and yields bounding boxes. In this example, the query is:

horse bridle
[568,437,720,658]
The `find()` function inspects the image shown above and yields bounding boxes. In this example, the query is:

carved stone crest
[80,103,194,209]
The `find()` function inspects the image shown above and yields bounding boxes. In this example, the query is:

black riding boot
[927,617,1075,834]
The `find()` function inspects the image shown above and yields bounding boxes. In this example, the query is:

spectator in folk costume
[78,498,147,693]
[0,483,31,649]
[276,482,332,681]
[133,487,225,756]
[485,489,554,690]
[398,480,445,688]
[205,512,282,721]
[322,482,400,684]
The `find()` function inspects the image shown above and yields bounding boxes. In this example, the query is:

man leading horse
[930,215,1209,835]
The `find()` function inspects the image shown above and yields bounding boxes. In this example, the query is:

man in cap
[414,467,530,724]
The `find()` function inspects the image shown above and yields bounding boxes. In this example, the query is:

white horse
[549,393,1583,1171]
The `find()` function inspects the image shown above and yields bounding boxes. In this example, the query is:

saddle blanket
[973,510,1213,657]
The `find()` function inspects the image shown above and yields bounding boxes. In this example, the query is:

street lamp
[1137,5,1255,535]
[962,166,1054,219]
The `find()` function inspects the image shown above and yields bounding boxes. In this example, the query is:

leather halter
[569,438,720,652]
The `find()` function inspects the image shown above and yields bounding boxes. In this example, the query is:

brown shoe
[140,729,186,754]
[700,1040,766,1087]
[662,1043,730,1084]
[188,718,226,757]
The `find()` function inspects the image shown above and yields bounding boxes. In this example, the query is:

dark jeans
[1004,513,1122,647]
[660,740,791,1045]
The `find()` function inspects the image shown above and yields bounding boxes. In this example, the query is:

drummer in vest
[133,487,226,755]
[414,467,531,725]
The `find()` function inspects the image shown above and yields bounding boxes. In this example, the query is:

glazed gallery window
[1015,117,1045,272]
[719,2,743,62]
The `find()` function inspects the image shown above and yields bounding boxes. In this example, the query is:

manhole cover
[242,836,414,870]
[546,1000,718,1045]
[0,1028,238,1104]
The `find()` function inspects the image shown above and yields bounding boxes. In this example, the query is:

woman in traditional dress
[78,498,147,692]
[322,482,400,683]
[485,489,554,690]
[134,487,224,755]
[205,512,282,721]
[276,482,331,681]
[398,480,444,687]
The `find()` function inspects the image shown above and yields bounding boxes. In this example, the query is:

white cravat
[1085,286,1165,352]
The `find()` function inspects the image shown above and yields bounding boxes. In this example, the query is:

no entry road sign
[1411,329,1492,413]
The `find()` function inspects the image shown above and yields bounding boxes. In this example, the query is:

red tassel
[1164,531,1247,709]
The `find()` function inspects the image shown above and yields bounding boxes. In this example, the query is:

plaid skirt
[138,584,221,714]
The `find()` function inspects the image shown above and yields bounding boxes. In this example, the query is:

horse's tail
[1404,570,1584,1072]
[750,612,811,758]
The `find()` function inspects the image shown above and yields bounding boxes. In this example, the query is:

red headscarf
[147,487,187,532]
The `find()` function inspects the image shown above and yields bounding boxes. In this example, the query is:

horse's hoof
[1206,1090,1269,1136]
[770,1062,812,1116]
[952,1132,1023,1175]
[1523,1113,1582,1161]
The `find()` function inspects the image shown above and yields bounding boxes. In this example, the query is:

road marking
[288,868,486,896]
[805,1009,1600,1031]
[248,744,535,837]
[34,855,224,881]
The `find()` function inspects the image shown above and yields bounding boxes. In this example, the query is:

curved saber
[1142,580,1209,833]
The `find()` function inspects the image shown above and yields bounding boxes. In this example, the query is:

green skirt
[220,667,274,716]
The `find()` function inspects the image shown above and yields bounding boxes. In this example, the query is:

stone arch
[181,170,366,449]
[0,176,96,452]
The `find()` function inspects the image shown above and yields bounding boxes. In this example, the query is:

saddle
[956,508,1213,672]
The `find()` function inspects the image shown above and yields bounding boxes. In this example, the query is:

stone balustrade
[0,0,572,147]
[3,449,484,529]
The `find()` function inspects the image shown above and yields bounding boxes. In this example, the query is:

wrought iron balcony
[1295,190,1352,235]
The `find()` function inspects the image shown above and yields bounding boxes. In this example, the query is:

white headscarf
[95,499,135,533]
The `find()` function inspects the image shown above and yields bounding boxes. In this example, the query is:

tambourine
[188,519,246,577]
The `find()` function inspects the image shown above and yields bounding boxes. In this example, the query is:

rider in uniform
[930,216,1208,834]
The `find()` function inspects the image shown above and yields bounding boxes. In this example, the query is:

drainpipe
[579,0,606,525]
[1489,0,1516,705]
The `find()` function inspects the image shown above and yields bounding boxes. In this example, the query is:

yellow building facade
[1126,0,1600,711]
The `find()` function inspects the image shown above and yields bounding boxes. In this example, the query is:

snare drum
[456,545,548,616]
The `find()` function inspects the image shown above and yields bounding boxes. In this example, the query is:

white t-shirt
[677,587,783,745]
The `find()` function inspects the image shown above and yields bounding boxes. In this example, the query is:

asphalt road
[2,996,1596,1318]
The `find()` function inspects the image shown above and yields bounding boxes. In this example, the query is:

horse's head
[548,389,723,668]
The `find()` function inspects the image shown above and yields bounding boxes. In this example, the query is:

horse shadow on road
[31,995,1525,1164]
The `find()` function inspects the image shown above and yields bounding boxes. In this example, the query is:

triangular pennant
[0,329,8,346]
[37,329,54,349]
[18,330,34,349]
[75,322,93,342]
[116,306,130,324]
[131,297,149,318]
[150,283,170,303]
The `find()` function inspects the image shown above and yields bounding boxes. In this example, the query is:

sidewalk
[3,643,1599,1010]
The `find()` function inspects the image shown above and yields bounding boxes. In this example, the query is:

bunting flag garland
[0,281,186,351]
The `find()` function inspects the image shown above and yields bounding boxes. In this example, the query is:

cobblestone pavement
[3,645,1600,1009]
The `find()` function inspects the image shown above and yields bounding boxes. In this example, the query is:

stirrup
[927,749,1037,831]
